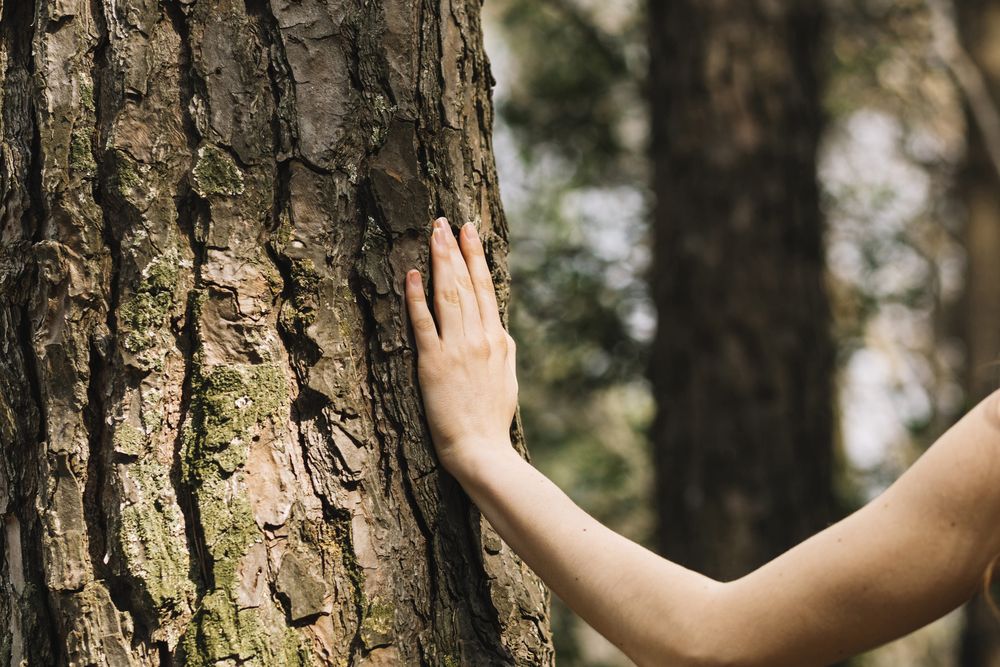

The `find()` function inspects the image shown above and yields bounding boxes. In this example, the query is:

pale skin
[404,216,1000,667]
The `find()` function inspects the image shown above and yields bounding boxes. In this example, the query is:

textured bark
[0,0,552,664]
[647,0,835,580]
[956,1,1000,663]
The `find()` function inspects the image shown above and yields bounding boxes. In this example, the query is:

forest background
[485,0,1000,665]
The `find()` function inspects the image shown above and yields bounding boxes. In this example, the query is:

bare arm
[405,217,1000,666]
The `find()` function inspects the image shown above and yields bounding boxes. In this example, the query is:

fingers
[405,269,439,351]
[419,217,498,348]
[430,219,463,339]
[458,222,504,333]
[439,219,485,341]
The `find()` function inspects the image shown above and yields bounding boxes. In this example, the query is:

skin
[404,216,1000,667]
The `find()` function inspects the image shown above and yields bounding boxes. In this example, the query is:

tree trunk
[647,0,835,580]
[0,0,552,664]
[955,2,1000,663]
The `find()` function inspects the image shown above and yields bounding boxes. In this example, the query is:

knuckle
[414,315,436,332]
[456,273,474,291]
[439,287,460,305]
[469,336,491,358]
[474,276,495,294]
[489,332,508,352]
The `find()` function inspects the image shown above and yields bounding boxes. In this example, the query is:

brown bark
[0,0,552,664]
[955,1,1000,663]
[647,0,835,580]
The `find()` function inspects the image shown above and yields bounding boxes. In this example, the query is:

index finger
[459,222,503,333]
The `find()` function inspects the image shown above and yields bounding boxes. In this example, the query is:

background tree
[0,0,552,664]
[647,0,836,579]
[954,0,1000,662]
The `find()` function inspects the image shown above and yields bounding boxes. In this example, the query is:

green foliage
[495,0,643,185]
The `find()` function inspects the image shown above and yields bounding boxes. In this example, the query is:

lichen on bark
[192,144,246,197]
[178,361,306,663]
[119,248,182,371]
[115,454,195,620]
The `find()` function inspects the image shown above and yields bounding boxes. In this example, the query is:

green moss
[290,258,319,292]
[118,457,195,611]
[196,474,258,590]
[189,363,286,453]
[112,422,144,457]
[271,211,293,252]
[192,144,245,197]
[180,590,311,667]
[278,258,320,330]
[114,150,142,193]
[175,353,300,664]
[80,82,94,111]
[120,250,180,369]
[69,128,96,176]
[140,387,164,434]
[178,362,292,658]
[360,597,396,648]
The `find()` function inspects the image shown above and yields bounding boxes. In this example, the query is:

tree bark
[647,0,835,580]
[955,1,1000,663]
[0,0,552,664]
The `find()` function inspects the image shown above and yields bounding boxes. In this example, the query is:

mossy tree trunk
[647,0,836,580]
[955,1,1000,663]
[0,0,552,664]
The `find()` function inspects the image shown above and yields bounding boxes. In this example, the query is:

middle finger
[438,218,484,341]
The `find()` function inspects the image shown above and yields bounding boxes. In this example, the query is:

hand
[404,217,519,477]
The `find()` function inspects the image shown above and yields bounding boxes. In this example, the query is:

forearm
[448,391,1000,667]
[406,219,1000,666]
[451,445,722,667]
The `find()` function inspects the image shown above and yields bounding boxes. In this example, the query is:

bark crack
[247,2,369,659]
[163,0,212,597]
[2,0,63,655]
[82,0,125,613]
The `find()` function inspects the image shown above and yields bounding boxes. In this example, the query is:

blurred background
[482,0,1000,665]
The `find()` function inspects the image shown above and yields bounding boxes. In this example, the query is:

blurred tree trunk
[955,1,1000,663]
[647,0,835,580]
[0,0,551,665]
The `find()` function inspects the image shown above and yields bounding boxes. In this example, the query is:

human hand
[404,217,519,478]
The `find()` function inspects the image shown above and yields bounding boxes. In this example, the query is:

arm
[405,217,1000,667]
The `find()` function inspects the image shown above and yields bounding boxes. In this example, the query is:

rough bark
[647,0,835,580]
[0,0,552,664]
[955,1,1000,663]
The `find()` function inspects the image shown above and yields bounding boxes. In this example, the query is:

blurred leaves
[494,0,646,185]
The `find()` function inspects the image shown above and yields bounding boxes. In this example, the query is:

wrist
[439,437,522,488]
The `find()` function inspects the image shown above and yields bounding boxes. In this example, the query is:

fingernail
[432,228,445,248]
[407,270,420,286]
[463,222,478,240]
[434,217,448,230]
